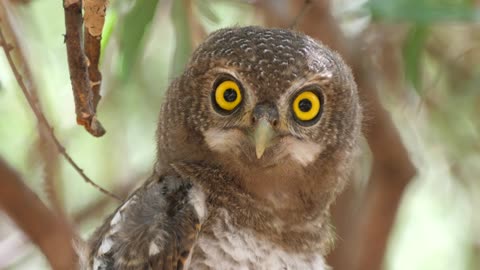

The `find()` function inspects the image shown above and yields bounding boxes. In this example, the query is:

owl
[85,26,362,270]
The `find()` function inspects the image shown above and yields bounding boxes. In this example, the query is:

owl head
[156,26,362,209]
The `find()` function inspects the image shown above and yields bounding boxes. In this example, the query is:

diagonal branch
[0,21,121,201]
[0,1,64,213]
[0,158,77,270]
[63,0,105,137]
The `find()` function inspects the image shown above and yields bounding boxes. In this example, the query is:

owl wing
[86,173,205,270]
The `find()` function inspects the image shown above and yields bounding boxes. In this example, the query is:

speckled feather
[85,26,362,270]
[87,173,200,269]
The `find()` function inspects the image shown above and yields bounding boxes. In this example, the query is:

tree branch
[0,158,77,270]
[63,0,105,137]
[0,19,121,201]
[349,64,417,270]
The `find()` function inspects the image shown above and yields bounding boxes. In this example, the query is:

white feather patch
[92,258,103,270]
[149,242,160,256]
[189,185,208,221]
[204,128,323,167]
[109,197,134,234]
[98,237,113,255]
[203,128,242,154]
[110,211,121,226]
[191,210,329,270]
[283,137,323,166]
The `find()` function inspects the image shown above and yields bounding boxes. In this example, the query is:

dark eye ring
[211,76,243,114]
[291,89,323,125]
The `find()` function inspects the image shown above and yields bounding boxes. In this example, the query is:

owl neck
[170,160,336,254]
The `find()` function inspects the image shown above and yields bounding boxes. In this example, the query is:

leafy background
[0,0,479,269]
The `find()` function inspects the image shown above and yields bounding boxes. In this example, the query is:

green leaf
[100,9,117,64]
[118,0,161,82]
[170,0,193,78]
[402,24,429,93]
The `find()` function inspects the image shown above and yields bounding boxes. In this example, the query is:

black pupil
[224,89,237,102]
[299,99,312,112]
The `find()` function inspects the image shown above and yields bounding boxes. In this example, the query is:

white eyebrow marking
[277,72,332,109]
[277,78,309,109]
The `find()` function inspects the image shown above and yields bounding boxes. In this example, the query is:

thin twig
[0,1,64,213]
[63,0,105,137]
[73,180,136,224]
[7,0,30,4]
[289,0,312,29]
[38,134,64,212]
[0,24,121,201]
[0,158,77,270]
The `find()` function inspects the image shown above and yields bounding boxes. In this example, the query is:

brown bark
[63,0,105,137]
[0,159,77,270]
[259,0,416,269]
[83,0,107,109]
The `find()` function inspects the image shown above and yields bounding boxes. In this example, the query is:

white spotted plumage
[189,210,330,270]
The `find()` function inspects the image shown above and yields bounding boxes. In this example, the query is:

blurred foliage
[0,0,479,269]
[368,0,478,22]
[170,0,193,77]
[402,24,429,93]
[116,0,160,81]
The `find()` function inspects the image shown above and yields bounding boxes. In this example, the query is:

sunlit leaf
[100,9,118,61]
[403,24,429,93]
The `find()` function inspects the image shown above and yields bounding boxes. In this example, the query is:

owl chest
[186,212,328,270]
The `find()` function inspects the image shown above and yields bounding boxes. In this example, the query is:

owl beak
[254,118,275,159]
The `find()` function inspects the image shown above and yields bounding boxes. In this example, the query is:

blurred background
[0,0,479,269]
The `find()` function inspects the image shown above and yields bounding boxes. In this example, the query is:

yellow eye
[214,80,242,112]
[292,91,321,122]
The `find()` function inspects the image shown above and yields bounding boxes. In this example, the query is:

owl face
[198,68,328,168]
[169,27,360,171]
[163,26,360,172]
